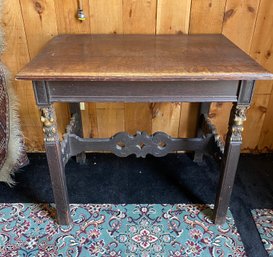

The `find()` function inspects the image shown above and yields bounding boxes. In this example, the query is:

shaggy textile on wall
[0,66,29,185]
[0,1,28,184]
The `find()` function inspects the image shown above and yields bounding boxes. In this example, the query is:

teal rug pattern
[252,209,273,256]
[0,203,246,257]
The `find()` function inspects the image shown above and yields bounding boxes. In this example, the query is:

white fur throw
[0,0,28,185]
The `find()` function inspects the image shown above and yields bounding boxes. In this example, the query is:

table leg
[213,103,249,224]
[194,103,211,163]
[69,103,86,164]
[40,105,71,225]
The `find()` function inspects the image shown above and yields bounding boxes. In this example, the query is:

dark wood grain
[16,34,273,81]
[46,81,239,103]
[45,141,71,225]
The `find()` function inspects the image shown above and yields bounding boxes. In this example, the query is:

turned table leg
[40,105,71,225]
[213,103,249,224]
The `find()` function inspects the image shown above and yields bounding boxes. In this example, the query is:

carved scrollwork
[204,115,225,153]
[110,131,173,158]
[231,105,249,142]
[67,131,212,159]
[40,106,58,142]
[64,113,81,136]
[61,113,80,164]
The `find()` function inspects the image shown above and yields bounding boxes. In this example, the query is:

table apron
[33,80,239,104]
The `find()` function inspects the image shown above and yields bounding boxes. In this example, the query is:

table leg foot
[193,152,203,163]
[213,141,241,224]
[76,152,87,165]
[46,142,72,225]
[193,152,205,164]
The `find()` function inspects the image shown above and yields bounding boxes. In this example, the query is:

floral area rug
[252,209,273,256]
[0,203,246,257]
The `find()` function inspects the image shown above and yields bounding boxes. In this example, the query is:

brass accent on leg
[40,106,59,142]
[230,105,249,142]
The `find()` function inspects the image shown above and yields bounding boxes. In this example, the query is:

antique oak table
[16,35,273,225]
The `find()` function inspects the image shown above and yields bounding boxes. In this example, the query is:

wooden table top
[16,34,273,81]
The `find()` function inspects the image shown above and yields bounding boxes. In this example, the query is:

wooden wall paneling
[249,0,273,95]
[125,103,152,135]
[79,104,90,138]
[74,103,98,139]
[88,103,99,138]
[241,91,271,152]
[154,0,192,138]
[242,94,270,151]
[249,0,273,151]
[123,0,156,137]
[178,103,199,138]
[156,0,192,34]
[89,0,123,34]
[80,104,92,138]
[222,0,261,52]
[19,0,58,58]
[87,1,124,139]
[151,103,181,137]
[53,0,92,138]
[254,80,273,95]
[54,0,91,34]
[1,0,29,71]
[1,0,29,77]
[1,0,44,151]
[122,0,157,34]
[249,0,273,70]
[250,0,273,95]
[258,91,273,151]
[18,82,44,151]
[96,103,125,138]
[189,0,227,33]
